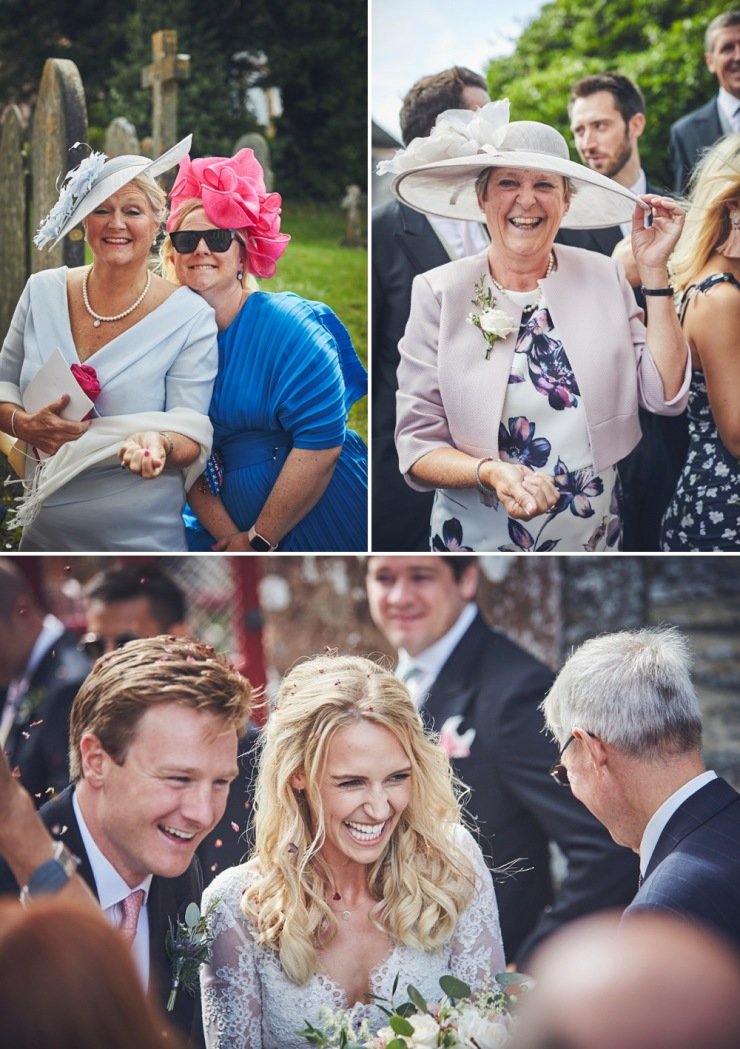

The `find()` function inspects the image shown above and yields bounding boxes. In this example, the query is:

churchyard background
[27,553,740,790]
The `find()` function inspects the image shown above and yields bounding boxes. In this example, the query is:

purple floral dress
[430,291,622,552]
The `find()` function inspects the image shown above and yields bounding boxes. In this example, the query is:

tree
[484,0,729,187]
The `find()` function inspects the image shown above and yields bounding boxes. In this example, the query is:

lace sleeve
[201,866,263,1049]
[449,826,506,986]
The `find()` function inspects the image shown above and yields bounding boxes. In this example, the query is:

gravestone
[30,58,88,274]
[233,132,274,191]
[340,183,365,248]
[0,106,28,341]
[104,116,140,157]
[142,30,190,158]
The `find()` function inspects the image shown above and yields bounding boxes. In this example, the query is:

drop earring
[717,207,740,258]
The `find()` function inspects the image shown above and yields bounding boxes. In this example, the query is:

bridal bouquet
[300,973,530,1049]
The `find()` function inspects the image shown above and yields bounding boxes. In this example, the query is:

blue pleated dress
[184,291,368,551]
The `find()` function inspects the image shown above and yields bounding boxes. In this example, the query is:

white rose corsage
[467,275,515,359]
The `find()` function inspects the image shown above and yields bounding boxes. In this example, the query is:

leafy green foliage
[485,0,729,187]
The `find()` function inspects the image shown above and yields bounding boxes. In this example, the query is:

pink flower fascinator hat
[167,149,290,278]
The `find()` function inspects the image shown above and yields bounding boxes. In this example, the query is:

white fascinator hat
[379,100,647,229]
[34,135,193,249]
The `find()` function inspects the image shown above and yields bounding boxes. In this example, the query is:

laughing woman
[0,137,217,551]
[161,149,368,552]
[200,654,505,1048]
[387,101,690,552]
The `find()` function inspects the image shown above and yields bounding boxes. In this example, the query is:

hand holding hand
[212,532,254,552]
[19,394,90,456]
[118,431,168,479]
[632,194,686,277]
[483,461,557,520]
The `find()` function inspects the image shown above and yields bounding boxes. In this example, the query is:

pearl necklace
[490,252,555,311]
[82,268,152,327]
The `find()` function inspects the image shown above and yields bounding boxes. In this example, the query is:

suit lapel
[40,787,98,894]
[394,205,451,274]
[423,616,487,731]
[645,778,737,879]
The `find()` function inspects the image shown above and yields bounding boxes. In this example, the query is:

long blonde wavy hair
[243,653,477,985]
[670,133,740,294]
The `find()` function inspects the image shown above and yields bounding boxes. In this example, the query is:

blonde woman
[200,654,505,1049]
[0,136,217,551]
[661,133,740,550]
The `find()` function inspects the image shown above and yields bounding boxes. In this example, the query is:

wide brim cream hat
[381,100,648,230]
[34,135,193,249]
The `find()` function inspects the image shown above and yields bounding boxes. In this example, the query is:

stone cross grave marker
[30,58,88,274]
[142,30,190,158]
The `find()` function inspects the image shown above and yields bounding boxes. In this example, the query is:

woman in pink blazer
[386,101,689,552]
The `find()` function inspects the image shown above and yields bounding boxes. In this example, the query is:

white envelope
[23,348,95,459]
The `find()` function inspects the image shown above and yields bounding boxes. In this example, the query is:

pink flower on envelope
[438,715,476,759]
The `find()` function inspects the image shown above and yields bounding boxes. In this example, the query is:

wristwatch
[20,841,80,904]
[247,525,277,552]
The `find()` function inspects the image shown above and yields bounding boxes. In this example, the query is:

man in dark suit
[366,556,639,968]
[670,10,740,193]
[0,559,91,806]
[372,66,490,551]
[0,635,252,1047]
[556,74,688,552]
[543,625,740,952]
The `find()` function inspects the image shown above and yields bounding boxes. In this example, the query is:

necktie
[399,664,421,685]
[118,889,145,944]
[734,106,740,132]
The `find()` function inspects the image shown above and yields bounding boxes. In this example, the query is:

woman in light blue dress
[0,137,217,551]
[162,149,367,552]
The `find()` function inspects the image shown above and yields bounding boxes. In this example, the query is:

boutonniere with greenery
[165,899,219,1012]
[16,687,46,727]
[467,275,515,359]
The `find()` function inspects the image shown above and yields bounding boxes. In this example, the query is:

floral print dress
[660,273,740,550]
[431,290,621,552]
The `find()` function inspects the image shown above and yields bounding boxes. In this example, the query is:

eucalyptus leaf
[184,901,201,928]
[439,974,470,999]
[407,985,428,1013]
[389,1014,415,1037]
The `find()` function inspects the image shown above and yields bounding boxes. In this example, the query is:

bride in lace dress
[200,654,505,1049]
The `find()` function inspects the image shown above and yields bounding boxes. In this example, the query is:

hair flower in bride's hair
[376,99,511,177]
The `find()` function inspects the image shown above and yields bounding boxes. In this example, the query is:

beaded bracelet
[159,431,174,458]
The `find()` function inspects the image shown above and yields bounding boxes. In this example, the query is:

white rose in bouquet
[455,1005,511,1049]
[407,1013,441,1046]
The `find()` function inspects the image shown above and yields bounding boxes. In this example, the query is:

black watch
[247,525,277,552]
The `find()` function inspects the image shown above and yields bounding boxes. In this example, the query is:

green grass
[268,201,368,441]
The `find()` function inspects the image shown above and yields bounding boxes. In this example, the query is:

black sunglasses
[170,228,244,254]
[79,632,140,660]
[549,731,599,786]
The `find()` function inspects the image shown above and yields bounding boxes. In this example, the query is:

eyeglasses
[169,229,244,254]
[549,735,576,787]
[549,731,598,786]
[79,632,140,660]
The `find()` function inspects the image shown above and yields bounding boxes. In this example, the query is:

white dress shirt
[717,87,740,133]
[395,602,478,708]
[428,215,490,259]
[639,769,718,879]
[73,790,152,988]
[619,169,647,238]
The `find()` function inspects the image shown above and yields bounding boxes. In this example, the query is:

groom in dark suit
[372,66,490,551]
[543,625,740,952]
[556,74,688,552]
[0,635,252,1047]
[0,559,91,805]
[366,556,639,968]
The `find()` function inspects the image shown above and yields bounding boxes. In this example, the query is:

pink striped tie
[118,889,145,944]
